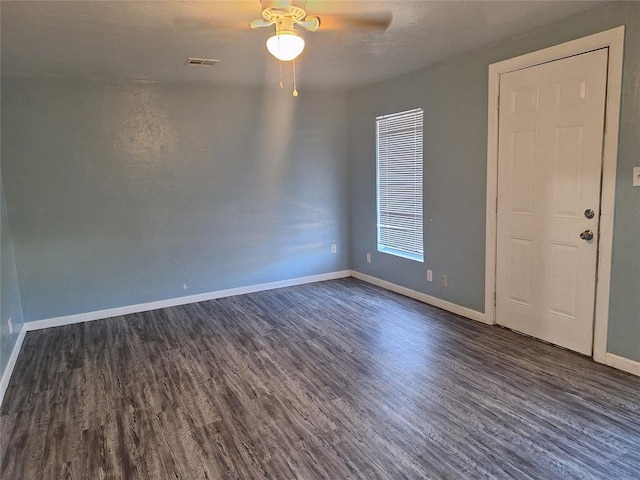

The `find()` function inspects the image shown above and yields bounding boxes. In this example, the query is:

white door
[496,49,608,355]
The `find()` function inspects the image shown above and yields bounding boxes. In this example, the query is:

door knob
[580,230,594,241]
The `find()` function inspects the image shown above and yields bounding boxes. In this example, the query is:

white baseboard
[351,271,640,378]
[605,353,640,377]
[0,325,26,408]
[25,270,352,332]
[351,270,490,325]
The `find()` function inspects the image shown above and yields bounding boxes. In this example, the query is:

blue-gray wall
[1,79,349,321]
[1,179,24,379]
[348,2,640,361]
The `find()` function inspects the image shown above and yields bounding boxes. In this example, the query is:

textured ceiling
[1,1,611,90]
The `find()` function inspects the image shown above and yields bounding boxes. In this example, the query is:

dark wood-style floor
[1,278,639,479]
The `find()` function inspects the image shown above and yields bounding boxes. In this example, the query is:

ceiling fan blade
[249,19,274,29]
[317,11,392,32]
[298,16,320,32]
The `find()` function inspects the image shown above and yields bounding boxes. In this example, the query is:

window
[376,108,424,262]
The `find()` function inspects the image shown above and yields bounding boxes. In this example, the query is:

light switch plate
[633,167,640,187]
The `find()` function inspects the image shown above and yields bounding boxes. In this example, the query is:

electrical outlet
[331,243,337,254]
[366,252,372,264]
[633,167,640,187]
[441,275,448,288]
[7,317,13,335]
[427,269,433,282]
[183,283,188,290]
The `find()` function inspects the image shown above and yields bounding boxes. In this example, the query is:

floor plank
[1,278,639,479]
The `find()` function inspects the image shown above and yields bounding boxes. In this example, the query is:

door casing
[485,26,625,363]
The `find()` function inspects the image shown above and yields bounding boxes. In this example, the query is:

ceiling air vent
[185,57,221,67]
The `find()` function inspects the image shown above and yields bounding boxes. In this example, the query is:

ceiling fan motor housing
[260,0,307,13]
[258,1,320,32]
[262,5,305,23]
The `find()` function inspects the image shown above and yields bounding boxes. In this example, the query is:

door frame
[485,26,625,363]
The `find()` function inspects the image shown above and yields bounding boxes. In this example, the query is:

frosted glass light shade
[266,32,305,61]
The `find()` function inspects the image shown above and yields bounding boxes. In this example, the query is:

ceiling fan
[249,2,319,62]
[248,0,392,95]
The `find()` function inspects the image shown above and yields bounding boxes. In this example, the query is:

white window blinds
[376,108,424,262]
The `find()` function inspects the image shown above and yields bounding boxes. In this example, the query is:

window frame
[375,108,424,263]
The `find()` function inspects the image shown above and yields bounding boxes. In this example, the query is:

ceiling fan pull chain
[279,59,283,89]
[292,59,299,97]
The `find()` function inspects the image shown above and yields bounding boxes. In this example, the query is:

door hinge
[493,292,497,307]
[497,95,500,110]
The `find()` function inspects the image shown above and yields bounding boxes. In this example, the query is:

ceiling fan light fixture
[266,31,305,61]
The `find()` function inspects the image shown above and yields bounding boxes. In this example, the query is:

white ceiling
[1,1,611,90]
